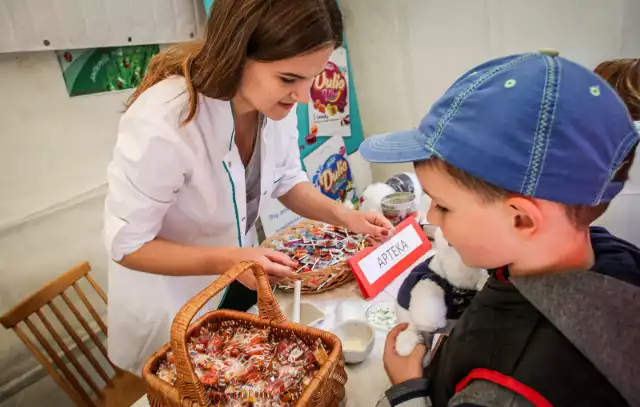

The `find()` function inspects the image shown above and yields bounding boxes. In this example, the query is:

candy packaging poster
[304,136,359,210]
[308,47,351,138]
[56,45,159,97]
[297,44,365,163]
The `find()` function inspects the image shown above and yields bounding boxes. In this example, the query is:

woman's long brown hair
[127,0,343,124]
[594,58,640,120]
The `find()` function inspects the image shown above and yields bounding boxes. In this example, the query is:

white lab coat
[103,77,307,375]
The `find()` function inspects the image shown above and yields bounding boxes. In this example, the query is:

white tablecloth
[132,252,432,407]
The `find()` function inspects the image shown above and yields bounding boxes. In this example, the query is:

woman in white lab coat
[104,0,393,375]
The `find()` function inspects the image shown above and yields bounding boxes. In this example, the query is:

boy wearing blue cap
[363,53,640,407]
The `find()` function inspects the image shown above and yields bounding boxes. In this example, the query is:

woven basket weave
[142,261,347,407]
[261,220,359,294]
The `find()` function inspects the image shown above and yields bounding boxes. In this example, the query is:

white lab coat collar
[221,103,275,247]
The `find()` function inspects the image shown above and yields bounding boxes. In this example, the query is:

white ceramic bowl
[332,319,375,364]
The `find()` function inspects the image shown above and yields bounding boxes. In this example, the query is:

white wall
[0,52,129,228]
[342,0,640,245]
[0,50,130,392]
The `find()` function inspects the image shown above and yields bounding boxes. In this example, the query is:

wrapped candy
[207,334,226,353]
[246,328,270,347]
[156,321,324,406]
[266,378,286,394]
[264,223,369,281]
[156,363,176,384]
[277,365,304,388]
[201,369,224,386]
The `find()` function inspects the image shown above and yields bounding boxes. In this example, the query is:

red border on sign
[348,217,431,299]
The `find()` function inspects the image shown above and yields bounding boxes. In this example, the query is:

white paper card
[259,197,302,237]
[357,226,423,285]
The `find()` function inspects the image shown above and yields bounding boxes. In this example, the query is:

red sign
[348,217,431,299]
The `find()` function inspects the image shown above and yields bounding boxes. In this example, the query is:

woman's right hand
[228,247,297,290]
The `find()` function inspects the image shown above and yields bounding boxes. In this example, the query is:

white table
[132,253,432,407]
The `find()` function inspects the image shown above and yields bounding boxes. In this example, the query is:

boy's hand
[383,323,428,385]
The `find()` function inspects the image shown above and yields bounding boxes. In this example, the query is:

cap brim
[359,129,434,163]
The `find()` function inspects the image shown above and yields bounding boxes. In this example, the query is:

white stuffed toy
[360,173,422,213]
[394,228,489,356]
[360,182,395,213]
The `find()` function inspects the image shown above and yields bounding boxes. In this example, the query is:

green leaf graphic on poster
[56,45,160,97]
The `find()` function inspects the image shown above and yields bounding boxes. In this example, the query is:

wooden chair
[0,262,147,407]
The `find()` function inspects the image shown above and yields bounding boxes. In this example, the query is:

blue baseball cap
[360,51,640,205]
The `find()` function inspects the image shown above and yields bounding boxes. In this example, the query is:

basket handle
[169,261,286,406]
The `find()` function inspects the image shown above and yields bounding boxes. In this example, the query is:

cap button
[539,49,559,57]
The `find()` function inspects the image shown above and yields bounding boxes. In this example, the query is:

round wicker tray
[261,220,366,294]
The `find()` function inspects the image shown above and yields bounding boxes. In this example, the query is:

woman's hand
[342,210,394,243]
[383,323,427,385]
[278,183,393,243]
[228,247,297,290]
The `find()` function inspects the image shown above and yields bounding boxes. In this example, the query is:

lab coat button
[263,191,267,195]
[227,161,232,168]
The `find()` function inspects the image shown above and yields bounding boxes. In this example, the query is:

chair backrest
[0,262,116,407]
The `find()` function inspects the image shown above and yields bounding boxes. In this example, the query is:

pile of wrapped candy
[156,320,329,406]
[266,223,367,273]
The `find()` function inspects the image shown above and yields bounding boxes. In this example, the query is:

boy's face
[416,163,520,269]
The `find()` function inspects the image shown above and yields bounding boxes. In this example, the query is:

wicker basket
[143,261,347,407]
[261,220,360,294]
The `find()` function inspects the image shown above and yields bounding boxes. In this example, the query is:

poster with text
[56,45,159,97]
[308,47,351,138]
[304,136,359,210]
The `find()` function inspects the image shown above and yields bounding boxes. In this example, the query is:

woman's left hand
[342,210,393,243]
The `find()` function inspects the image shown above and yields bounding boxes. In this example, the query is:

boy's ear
[504,196,544,237]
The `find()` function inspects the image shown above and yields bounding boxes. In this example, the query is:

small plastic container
[366,301,398,331]
[381,192,418,226]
